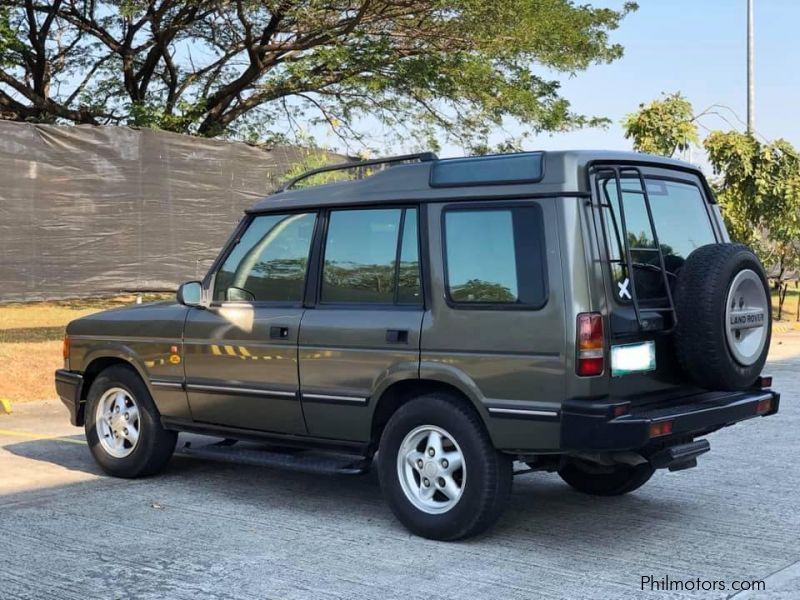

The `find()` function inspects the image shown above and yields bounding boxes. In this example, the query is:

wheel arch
[76,354,148,425]
[370,375,493,450]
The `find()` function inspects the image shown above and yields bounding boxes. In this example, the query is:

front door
[183,211,317,434]
[298,206,424,441]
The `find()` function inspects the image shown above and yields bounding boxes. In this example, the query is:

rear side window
[213,212,315,303]
[322,207,421,304]
[443,205,547,308]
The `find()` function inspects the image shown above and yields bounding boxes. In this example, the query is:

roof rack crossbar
[276,152,438,192]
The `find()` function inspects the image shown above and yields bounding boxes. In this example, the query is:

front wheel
[558,459,654,496]
[85,365,177,478]
[378,393,512,540]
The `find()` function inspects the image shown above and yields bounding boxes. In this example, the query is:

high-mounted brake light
[576,313,604,377]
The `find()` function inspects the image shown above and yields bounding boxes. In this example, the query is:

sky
[437,0,800,163]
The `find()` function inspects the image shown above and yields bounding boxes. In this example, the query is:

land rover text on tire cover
[56,151,780,540]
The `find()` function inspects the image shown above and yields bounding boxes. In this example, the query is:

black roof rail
[276,152,438,192]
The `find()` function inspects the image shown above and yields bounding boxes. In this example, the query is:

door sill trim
[161,417,370,454]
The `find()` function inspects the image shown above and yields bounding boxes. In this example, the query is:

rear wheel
[378,393,512,540]
[85,365,177,478]
[558,459,654,496]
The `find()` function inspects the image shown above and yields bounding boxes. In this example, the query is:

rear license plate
[611,341,656,377]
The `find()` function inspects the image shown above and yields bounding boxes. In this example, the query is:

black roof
[248,150,701,213]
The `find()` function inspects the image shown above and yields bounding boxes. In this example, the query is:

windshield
[600,176,717,302]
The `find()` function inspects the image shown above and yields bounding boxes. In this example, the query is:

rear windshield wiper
[630,261,678,279]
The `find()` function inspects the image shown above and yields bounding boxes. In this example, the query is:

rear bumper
[55,369,84,426]
[561,388,780,452]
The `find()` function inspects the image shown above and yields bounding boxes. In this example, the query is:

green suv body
[56,150,780,540]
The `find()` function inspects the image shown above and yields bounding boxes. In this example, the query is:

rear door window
[600,177,716,302]
[321,207,422,304]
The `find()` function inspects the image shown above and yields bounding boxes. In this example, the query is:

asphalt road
[1,338,799,600]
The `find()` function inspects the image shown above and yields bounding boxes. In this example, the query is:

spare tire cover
[673,243,771,391]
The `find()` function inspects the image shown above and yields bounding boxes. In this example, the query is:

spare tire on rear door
[674,243,771,391]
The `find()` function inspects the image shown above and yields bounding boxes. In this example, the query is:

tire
[673,243,771,391]
[377,393,512,541]
[85,365,177,478]
[558,460,654,496]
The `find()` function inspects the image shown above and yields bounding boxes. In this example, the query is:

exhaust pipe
[649,439,710,471]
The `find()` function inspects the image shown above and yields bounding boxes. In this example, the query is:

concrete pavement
[1,338,799,599]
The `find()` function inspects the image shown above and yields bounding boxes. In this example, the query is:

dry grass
[0,294,171,403]
[0,340,63,403]
[0,295,166,332]
[772,288,800,322]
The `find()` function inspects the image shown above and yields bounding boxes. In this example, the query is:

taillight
[576,312,604,376]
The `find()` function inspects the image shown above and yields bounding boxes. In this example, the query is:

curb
[773,322,800,334]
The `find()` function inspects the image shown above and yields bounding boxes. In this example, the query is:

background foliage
[623,92,800,317]
[622,92,698,157]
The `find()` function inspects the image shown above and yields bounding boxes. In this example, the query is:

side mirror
[177,281,203,307]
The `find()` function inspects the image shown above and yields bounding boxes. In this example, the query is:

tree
[280,147,353,188]
[0,0,637,151]
[622,92,699,157]
[704,131,800,317]
[623,93,800,320]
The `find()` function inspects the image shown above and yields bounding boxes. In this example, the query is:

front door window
[213,213,316,303]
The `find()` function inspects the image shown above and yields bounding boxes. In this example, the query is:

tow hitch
[649,439,710,472]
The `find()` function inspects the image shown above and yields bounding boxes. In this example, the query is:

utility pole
[747,0,755,133]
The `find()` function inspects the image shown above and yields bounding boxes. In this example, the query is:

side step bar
[649,439,710,471]
[176,440,372,475]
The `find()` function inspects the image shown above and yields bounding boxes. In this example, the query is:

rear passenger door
[298,206,424,441]
[421,201,566,450]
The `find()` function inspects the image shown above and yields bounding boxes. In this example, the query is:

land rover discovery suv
[56,150,780,540]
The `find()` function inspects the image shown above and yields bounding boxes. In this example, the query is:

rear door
[420,200,566,450]
[590,166,721,400]
[298,206,424,441]
[183,211,317,433]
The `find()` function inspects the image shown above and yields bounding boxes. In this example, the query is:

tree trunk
[776,282,787,321]
[796,283,800,322]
